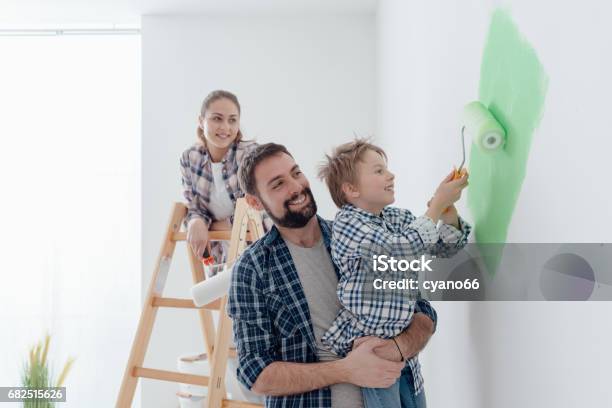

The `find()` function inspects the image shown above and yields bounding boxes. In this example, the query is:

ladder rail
[116,203,186,407]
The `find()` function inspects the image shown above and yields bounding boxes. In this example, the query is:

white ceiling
[0,0,377,27]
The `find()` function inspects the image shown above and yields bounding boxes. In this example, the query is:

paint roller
[439,101,506,219]
[454,101,506,177]
[191,262,233,307]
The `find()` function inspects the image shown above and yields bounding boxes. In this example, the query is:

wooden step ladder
[116,198,265,408]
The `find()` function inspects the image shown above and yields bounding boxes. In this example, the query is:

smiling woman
[0,33,140,407]
[180,90,259,270]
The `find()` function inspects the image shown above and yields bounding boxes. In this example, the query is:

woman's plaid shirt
[180,140,257,261]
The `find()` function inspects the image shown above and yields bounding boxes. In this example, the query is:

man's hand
[353,336,403,362]
[352,312,435,364]
[341,338,404,388]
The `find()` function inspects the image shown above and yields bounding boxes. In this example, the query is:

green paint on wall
[468,9,548,273]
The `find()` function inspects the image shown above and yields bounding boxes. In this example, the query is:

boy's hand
[429,170,469,216]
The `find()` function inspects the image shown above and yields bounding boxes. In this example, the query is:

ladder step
[216,347,237,359]
[152,297,221,310]
[173,230,257,242]
[133,367,208,386]
[222,399,264,408]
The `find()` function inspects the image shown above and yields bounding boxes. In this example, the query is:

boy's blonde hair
[318,138,387,208]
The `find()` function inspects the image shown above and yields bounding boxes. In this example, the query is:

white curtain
[0,34,141,407]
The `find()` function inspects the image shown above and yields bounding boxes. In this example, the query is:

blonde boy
[318,139,470,407]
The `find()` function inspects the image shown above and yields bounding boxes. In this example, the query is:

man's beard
[262,187,318,228]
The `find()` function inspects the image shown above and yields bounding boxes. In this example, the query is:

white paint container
[176,351,264,405]
[177,353,209,397]
[176,391,206,408]
[226,357,265,405]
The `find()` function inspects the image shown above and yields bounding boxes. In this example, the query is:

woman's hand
[209,218,232,231]
[187,218,210,259]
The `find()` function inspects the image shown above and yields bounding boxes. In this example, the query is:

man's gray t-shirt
[284,237,364,408]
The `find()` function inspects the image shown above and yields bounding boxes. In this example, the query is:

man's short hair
[317,138,387,208]
[238,143,293,197]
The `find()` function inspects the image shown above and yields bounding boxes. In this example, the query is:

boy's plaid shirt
[321,204,471,395]
[227,216,439,408]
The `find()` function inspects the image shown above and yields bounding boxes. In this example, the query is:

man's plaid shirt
[321,204,471,395]
[227,216,439,408]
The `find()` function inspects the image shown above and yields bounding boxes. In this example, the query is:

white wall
[377,0,612,407]
[141,14,375,407]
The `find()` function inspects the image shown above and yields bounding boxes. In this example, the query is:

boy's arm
[336,209,439,262]
[390,206,463,257]
[394,205,471,258]
[387,207,453,259]
[430,215,472,257]
[425,194,472,256]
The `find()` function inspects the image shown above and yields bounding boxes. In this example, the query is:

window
[0,32,141,407]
